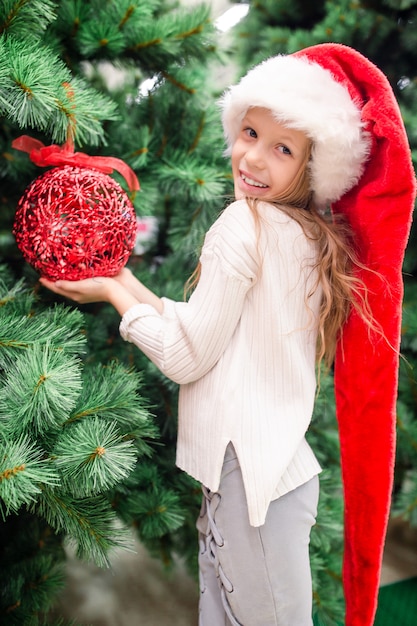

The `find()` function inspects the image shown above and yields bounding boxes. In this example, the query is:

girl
[40,44,415,626]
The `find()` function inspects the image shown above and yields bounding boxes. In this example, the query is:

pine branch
[397,400,417,458]
[0,510,68,623]
[0,303,87,366]
[56,0,156,45]
[46,75,120,145]
[54,418,137,497]
[113,0,158,29]
[395,472,417,526]
[169,4,215,60]
[0,34,119,145]
[52,0,216,73]
[159,153,227,203]
[0,35,71,128]
[76,16,127,58]
[0,276,34,313]
[33,487,133,567]
[125,4,216,67]
[69,362,152,429]
[1,554,65,619]
[112,460,186,541]
[0,343,83,437]
[38,305,87,354]
[0,0,57,38]
[0,435,59,517]
[132,488,186,539]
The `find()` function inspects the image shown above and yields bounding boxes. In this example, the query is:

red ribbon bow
[12,136,140,192]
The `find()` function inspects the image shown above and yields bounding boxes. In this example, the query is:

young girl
[40,44,415,626]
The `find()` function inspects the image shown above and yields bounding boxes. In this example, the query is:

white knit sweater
[120,199,322,527]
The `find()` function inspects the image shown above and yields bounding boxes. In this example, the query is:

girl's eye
[278,144,292,156]
[244,127,257,139]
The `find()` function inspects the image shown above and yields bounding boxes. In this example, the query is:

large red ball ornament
[13,165,137,280]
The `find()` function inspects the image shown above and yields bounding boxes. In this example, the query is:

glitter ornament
[12,136,140,281]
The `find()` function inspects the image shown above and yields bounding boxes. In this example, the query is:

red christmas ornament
[12,136,140,281]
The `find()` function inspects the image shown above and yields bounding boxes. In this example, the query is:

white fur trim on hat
[220,54,371,207]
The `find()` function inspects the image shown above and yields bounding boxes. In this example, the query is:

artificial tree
[2,1,415,624]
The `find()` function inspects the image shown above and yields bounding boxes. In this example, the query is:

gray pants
[197,445,319,626]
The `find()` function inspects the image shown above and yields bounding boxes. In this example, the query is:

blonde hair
[185,140,373,370]
[267,200,368,369]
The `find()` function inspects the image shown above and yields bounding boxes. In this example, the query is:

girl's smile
[240,171,268,189]
[232,107,310,202]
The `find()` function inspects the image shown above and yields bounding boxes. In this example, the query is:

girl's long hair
[185,141,374,370]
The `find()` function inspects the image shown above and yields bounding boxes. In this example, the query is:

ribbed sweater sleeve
[119,201,259,384]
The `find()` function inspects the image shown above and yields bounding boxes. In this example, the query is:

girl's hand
[112,266,136,290]
[39,275,115,304]
[40,267,163,316]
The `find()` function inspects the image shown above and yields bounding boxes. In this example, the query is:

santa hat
[221,43,416,625]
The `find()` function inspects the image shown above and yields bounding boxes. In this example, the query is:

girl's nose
[245,144,265,169]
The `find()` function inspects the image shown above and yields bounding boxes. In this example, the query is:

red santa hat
[221,43,416,625]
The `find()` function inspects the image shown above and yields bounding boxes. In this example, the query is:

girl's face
[231,107,310,202]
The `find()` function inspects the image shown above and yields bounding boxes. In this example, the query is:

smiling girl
[40,45,415,626]
[232,108,310,203]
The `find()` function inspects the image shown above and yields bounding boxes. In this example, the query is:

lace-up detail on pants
[198,485,242,626]
[196,444,319,626]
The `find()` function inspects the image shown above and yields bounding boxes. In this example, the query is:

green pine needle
[78,20,126,57]
[54,418,137,497]
[0,33,119,144]
[46,75,120,145]
[127,488,185,539]
[0,303,86,367]
[0,0,57,36]
[0,35,71,129]
[71,362,152,429]
[0,435,59,517]
[0,343,83,437]
[38,305,87,354]
[159,155,227,204]
[1,554,65,617]
[0,277,33,312]
[33,487,133,567]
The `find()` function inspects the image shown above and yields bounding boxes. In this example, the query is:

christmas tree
[0,0,226,623]
[1,0,416,624]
